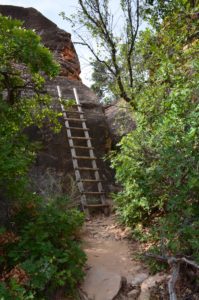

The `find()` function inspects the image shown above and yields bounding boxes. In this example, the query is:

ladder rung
[84,204,109,208]
[81,191,105,195]
[75,167,99,171]
[73,156,97,160]
[78,179,104,182]
[64,118,86,121]
[70,145,94,150]
[63,110,84,114]
[68,136,93,140]
[66,127,90,131]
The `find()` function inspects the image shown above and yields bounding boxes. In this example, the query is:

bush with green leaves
[0,196,86,299]
[0,15,60,204]
[0,280,34,300]
[0,16,86,299]
[111,3,199,261]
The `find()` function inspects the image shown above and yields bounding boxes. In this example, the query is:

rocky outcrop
[39,78,113,194]
[0,5,81,81]
[0,5,113,198]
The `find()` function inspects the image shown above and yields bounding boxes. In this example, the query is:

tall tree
[61,0,141,106]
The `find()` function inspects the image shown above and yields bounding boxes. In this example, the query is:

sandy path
[80,214,149,300]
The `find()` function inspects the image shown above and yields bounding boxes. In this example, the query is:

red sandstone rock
[0,5,114,200]
[0,5,81,81]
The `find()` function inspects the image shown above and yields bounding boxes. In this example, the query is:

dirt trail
[80,214,149,300]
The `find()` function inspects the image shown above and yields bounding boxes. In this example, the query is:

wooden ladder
[57,86,109,216]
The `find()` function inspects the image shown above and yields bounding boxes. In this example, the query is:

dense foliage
[111,2,199,261]
[0,197,86,299]
[0,16,86,298]
[0,16,60,203]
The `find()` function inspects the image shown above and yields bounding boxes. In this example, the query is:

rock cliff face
[0,5,81,81]
[0,5,113,198]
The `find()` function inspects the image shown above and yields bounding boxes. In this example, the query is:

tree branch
[73,41,88,46]
[144,253,199,269]
[127,0,140,89]
[144,253,199,300]
[73,29,116,75]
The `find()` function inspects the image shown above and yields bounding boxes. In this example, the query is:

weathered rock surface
[41,77,113,195]
[82,266,122,300]
[0,5,81,81]
[104,100,136,145]
[138,273,167,300]
[0,5,113,199]
[131,273,149,286]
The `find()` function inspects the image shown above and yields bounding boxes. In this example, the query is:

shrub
[0,196,86,299]
[111,4,199,262]
[0,16,86,299]
[0,281,34,300]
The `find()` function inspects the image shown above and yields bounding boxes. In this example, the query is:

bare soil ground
[80,214,149,300]
[56,214,199,300]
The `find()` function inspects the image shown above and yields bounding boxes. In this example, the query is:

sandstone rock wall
[0,5,114,198]
[0,5,81,81]
[39,77,113,194]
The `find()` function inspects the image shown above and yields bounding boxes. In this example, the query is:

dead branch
[168,258,180,300]
[144,253,199,269]
[144,253,199,300]
[180,257,199,269]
